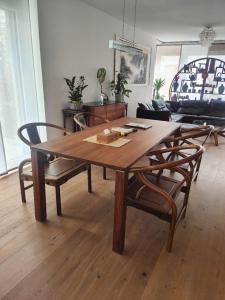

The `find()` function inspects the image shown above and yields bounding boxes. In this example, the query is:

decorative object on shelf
[173,75,179,91]
[189,73,197,82]
[218,84,225,95]
[184,64,189,73]
[169,57,225,101]
[153,78,165,100]
[171,94,177,102]
[64,75,88,109]
[97,68,108,104]
[202,69,209,80]
[110,73,132,102]
[182,82,188,93]
[199,26,216,48]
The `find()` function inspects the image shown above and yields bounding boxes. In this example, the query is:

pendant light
[199,26,216,48]
[109,0,143,54]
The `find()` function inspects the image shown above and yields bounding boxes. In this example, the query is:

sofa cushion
[208,100,225,117]
[177,100,209,115]
[152,99,169,111]
[138,101,155,111]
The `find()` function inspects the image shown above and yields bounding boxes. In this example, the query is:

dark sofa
[136,100,171,121]
[137,100,225,126]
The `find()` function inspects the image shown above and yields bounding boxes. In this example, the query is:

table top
[31,117,180,171]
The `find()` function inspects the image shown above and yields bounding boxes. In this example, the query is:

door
[0,0,44,174]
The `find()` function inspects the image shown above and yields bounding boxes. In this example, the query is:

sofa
[136,100,171,121]
[137,100,225,126]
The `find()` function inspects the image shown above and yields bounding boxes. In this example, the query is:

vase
[173,81,179,92]
[219,84,225,95]
[115,94,124,102]
[182,83,188,93]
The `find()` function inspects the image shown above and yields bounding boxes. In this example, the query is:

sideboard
[63,101,128,131]
[82,101,128,126]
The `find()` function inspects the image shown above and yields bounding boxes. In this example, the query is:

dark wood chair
[127,144,204,252]
[17,122,92,216]
[160,125,213,181]
[74,112,109,179]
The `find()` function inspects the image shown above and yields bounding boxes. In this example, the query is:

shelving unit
[169,57,225,101]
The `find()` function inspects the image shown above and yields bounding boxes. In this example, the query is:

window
[153,45,181,99]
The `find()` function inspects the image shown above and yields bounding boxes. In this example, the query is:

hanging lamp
[109,0,143,54]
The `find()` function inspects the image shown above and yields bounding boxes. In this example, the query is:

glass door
[0,0,44,174]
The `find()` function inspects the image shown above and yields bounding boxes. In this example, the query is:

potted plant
[110,73,132,102]
[153,78,165,100]
[64,75,88,109]
[97,68,108,103]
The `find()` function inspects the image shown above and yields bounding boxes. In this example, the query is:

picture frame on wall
[115,44,151,86]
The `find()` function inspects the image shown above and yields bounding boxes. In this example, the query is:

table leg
[113,170,128,254]
[31,149,47,221]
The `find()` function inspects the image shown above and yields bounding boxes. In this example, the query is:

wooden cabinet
[82,102,128,126]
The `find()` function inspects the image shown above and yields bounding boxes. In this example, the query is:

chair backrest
[166,125,213,146]
[17,122,70,146]
[131,144,204,179]
[74,112,109,130]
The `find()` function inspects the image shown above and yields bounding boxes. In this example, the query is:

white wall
[37,0,156,130]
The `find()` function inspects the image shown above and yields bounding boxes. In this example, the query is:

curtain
[0,0,45,175]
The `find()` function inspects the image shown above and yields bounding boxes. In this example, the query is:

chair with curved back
[127,144,204,252]
[161,124,213,181]
[74,112,110,179]
[17,122,92,216]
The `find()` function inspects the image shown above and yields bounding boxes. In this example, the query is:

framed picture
[115,44,151,86]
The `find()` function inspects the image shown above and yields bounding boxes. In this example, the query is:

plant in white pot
[110,73,132,102]
[64,75,88,109]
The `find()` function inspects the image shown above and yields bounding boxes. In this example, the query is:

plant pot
[68,101,82,110]
[115,94,124,102]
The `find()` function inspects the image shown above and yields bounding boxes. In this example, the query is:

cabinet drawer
[106,103,125,113]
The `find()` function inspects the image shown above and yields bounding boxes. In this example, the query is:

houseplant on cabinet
[64,75,88,109]
[110,73,132,102]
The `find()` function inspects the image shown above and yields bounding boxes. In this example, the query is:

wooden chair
[162,125,212,181]
[17,122,92,216]
[74,112,109,179]
[127,144,204,252]
[212,126,225,146]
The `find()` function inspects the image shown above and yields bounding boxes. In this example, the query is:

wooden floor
[0,137,225,300]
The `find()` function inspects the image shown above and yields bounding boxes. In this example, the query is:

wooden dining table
[31,117,180,254]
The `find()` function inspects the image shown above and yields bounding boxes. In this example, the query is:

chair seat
[126,173,184,220]
[22,158,88,184]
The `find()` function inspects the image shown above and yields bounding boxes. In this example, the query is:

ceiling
[82,0,225,42]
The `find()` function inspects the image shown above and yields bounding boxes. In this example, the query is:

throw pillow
[152,99,169,111]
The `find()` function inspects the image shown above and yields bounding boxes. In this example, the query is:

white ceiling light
[199,26,216,47]
[109,0,143,55]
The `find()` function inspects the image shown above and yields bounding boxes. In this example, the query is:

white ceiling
[82,0,225,41]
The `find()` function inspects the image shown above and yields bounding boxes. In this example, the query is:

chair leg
[194,156,202,182]
[55,185,62,216]
[103,167,107,180]
[213,132,219,146]
[19,176,26,203]
[167,218,176,252]
[87,165,92,193]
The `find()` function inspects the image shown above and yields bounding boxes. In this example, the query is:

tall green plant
[153,78,165,99]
